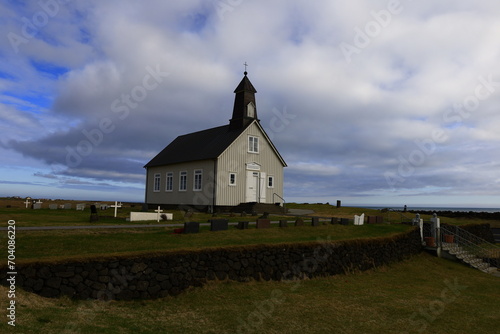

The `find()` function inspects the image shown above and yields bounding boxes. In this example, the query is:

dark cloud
[2,0,500,205]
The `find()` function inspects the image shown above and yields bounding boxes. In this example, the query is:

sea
[353,206,500,213]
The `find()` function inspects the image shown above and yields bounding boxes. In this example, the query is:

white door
[259,172,266,203]
[246,171,259,202]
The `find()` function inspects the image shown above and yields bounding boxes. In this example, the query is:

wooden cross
[154,206,163,222]
[110,201,122,218]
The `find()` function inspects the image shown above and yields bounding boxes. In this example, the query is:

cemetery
[0,198,498,333]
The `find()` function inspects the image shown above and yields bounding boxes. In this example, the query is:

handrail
[272,193,286,211]
[440,224,499,269]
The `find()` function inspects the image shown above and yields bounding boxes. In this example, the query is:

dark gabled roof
[144,124,246,167]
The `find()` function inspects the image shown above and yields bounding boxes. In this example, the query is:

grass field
[0,199,498,333]
[0,253,498,334]
[6,224,412,263]
[1,200,496,227]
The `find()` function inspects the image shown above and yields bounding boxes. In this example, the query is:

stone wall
[1,228,422,300]
[458,223,495,243]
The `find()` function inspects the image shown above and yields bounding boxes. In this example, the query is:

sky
[1,0,500,208]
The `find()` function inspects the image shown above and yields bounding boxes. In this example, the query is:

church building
[144,71,287,211]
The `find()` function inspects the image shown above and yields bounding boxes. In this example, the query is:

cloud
[2,0,500,205]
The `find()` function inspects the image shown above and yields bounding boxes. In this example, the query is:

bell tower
[229,70,258,130]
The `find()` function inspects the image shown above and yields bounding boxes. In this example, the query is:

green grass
[1,253,498,334]
[1,201,496,227]
[4,223,412,263]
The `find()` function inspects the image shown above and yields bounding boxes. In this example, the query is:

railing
[440,224,499,270]
[272,193,286,212]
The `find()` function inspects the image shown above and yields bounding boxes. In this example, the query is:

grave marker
[295,218,304,226]
[184,222,200,234]
[311,217,320,227]
[23,199,31,209]
[154,206,163,222]
[279,220,288,228]
[90,205,99,222]
[64,203,72,210]
[76,203,86,211]
[330,217,339,224]
[237,221,249,229]
[110,201,122,217]
[33,202,42,210]
[256,219,271,229]
[354,213,365,225]
[210,219,228,232]
[49,204,58,210]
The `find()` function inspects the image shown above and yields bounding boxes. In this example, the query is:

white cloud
[2,0,500,206]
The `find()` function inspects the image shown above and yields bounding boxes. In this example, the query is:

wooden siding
[145,160,215,207]
[216,122,285,206]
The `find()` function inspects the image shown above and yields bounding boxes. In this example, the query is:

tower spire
[229,70,258,130]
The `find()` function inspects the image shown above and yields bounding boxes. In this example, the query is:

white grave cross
[110,201,122,218]
[24,199,31,208]
[154,206,163,222]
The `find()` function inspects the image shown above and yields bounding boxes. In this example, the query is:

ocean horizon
[352,206,500,213]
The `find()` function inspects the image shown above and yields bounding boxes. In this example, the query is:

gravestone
[256,219,271,229]
[330,217,339,224]
[367,216,383,224]
[279,220,288,228]
[184,222,200,234]
[89,205,99,222]
[340,218,350,225]
[49,204,58,210]
[154,206,163,222]
[311,217,320,227]
[76,203,85,211]
[295,218,304,226]
[354,214,365,225]
[33,203,42,210]
[100,204,109,210]
[210,219,228,232]
[63,203,72,210]
[237,221,249,229]
[110,201,122,217]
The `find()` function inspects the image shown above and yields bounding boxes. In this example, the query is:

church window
[248,136,259,153]
[179,171,187,191]
[194,170,202,191]
[268,176,274,188]
[229,172,236,186]
[247,102,255,117]
[166,172,173,191]
[153,173,161,192]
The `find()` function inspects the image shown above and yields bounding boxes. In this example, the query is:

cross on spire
[243,62,248,75]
